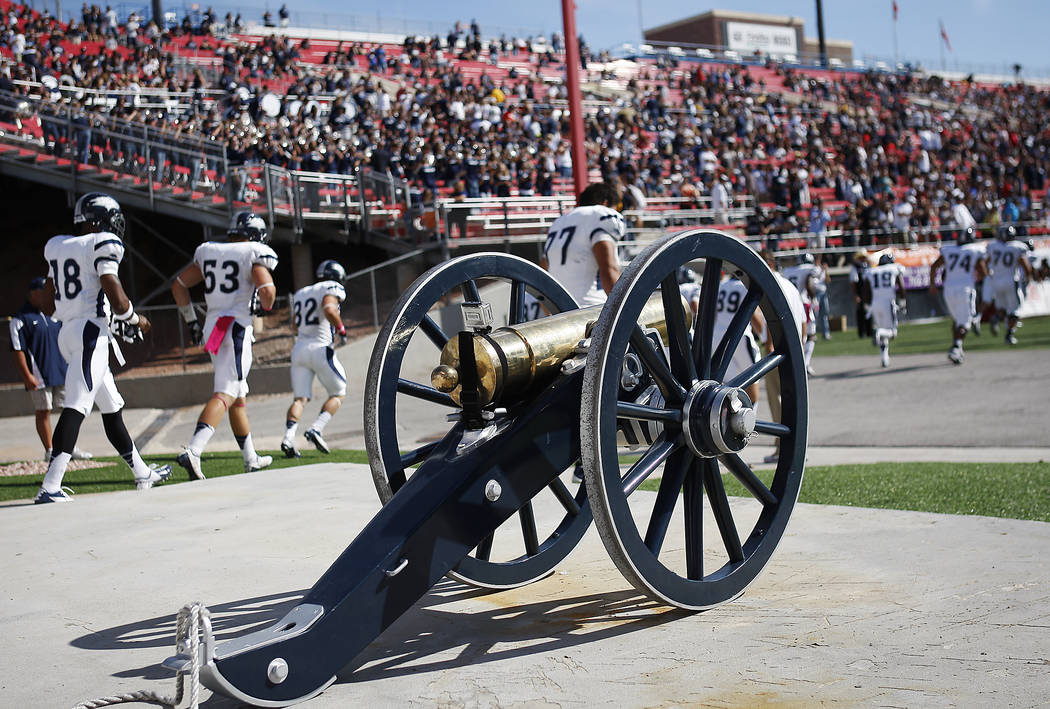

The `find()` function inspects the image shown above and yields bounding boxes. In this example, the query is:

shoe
[176,449,205,480]
[1005,332,1018,346]
[281,441,301,459]
[135,463,172,490]
[881,351,890,368]
[246,455,273,473]
[948,346,964,365]
[71,447,93,460]
[304,429,330,454]
[806,365,816,376]
[34,486,74,504]
[762,453,779,464]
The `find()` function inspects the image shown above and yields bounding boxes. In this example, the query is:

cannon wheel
[365,253,592,589]
[581,230,808,610]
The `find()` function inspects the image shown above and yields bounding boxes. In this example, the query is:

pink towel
[204,316,235,355]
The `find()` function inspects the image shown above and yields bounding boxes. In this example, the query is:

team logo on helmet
[878,252,895,265]
[315,259,346,282]
[227,211,269,243]
[74,192,125,237]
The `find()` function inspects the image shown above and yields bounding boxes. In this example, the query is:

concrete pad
[2,463,1047,708]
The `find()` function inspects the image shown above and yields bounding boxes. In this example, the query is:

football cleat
[304,429,330,454]
[1005,332,1018,346]
[71,447,93,460]
[246,455,273,473]
[281,442,301,459]
[176,449,206,480]
[948,346,964,365]
[34,487,74,504]
[136,464,172,490]
[971,319,981,337]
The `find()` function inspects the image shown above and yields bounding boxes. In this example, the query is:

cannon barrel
[432,292,691,406]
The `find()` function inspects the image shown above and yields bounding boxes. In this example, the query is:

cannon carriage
[195,229,808,706]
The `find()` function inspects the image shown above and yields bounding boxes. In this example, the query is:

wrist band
[179,304,197,323]
[256,283,276,290]
[113,306,139,325]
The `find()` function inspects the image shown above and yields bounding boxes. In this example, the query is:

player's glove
[336,324,348,348]
[110,318,144,344]
[188,319,204,347]
[249,290,267,317]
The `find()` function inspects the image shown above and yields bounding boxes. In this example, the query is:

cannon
[197,229,808,706]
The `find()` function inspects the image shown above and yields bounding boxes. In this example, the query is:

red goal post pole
[561,0,588,199]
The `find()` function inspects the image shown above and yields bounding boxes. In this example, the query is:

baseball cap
[28,276,48,291]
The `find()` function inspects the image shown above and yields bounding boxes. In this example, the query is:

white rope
[72,602,211,709]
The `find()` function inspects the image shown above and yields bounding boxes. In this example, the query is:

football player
[781,252,819,375]
[864,253,906,367]
[34,193,171,502]
[929,227,988,365]
[712,269,765,406]
[541,182,625,306]
[280,259,348,457]
[172,211,278,479]
[985,226,1035,345]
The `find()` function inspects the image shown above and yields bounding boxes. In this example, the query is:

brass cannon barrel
[431,293,691,406]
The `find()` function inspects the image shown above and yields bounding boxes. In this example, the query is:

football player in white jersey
[541,182,625,306]
[34,193,171,503]
[280,259,348,457]
[929,228,988,364]
[172,211,279,479]
[985,226,1035,345]
[780,252,818,375]
[712,270,766,406]
[760,249,807,464]
[864,253,906,367]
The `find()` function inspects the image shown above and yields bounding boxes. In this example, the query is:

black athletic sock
[101,411,135,465]
[52,409,86,455]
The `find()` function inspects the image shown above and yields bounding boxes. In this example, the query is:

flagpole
[939,19,945,71]
[893,15,898,65]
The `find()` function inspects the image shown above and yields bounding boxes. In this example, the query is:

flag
[939,20,952,52]
[893,1,898,21]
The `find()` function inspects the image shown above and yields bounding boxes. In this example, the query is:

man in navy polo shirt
[8,277,91,461]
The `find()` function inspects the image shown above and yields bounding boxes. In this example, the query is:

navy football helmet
[74,192,125,238]
[879,252,895,266]
[998,225,1017,242]
[316,259,346,282]
[227,211,268,243]
[958,227,976,245]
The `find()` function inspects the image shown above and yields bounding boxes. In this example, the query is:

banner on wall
[725,22,798,56]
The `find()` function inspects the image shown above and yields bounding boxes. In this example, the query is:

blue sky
[261,0,1047,76]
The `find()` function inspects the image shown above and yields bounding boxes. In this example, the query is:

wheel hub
[681,381,756,458]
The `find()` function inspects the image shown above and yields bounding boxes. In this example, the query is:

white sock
[128,448,151,479]
[804,339,815,366]
[42,452,72,493]
[188,423,215,456]
[309,411,333,433]
[283,420,298,445]
[239,433,257,463]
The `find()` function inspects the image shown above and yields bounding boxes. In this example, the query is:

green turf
[0,449,370,502]
[814,314,1050,357]
[640,461,1050,522]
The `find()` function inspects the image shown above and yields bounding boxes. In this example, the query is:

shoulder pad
[326,282,347,301]
[252,243,279,270]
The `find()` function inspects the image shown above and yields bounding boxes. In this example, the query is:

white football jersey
[986,240,1028,287]
[293,280,346,347]
[544,205,625,306]
[193,240,278,321]
[781,263,820,302]
[939,242,985,289]
[864,263,904,307]
[44,231,123,322]
[712,277,752,340]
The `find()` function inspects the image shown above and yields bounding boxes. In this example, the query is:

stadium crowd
[0,1,1048,253]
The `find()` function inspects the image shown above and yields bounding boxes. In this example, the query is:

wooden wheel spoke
[728,352,783,390]
[643,448,691,555]
[399,441,440,469]
[661,274,697,384]
[720,453,778,507]
[621,434,681,496]
[754,420,791,437]
[509,279,527,325]
[419,314,450,349]
[397,378,457,407]
[519,502,540,556]
[692,258,722,380]
[712,287,763,381]
[462,279,481,302]
[630,326,687,405]
[683,462,704,580]
[616,401,682,424]
[548,475,582,516]
[702,458,744,563]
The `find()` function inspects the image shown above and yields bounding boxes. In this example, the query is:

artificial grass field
[3,451,1047,522]
[814,314,1050,357]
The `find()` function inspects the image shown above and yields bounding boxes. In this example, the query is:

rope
[72,602,211,709]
